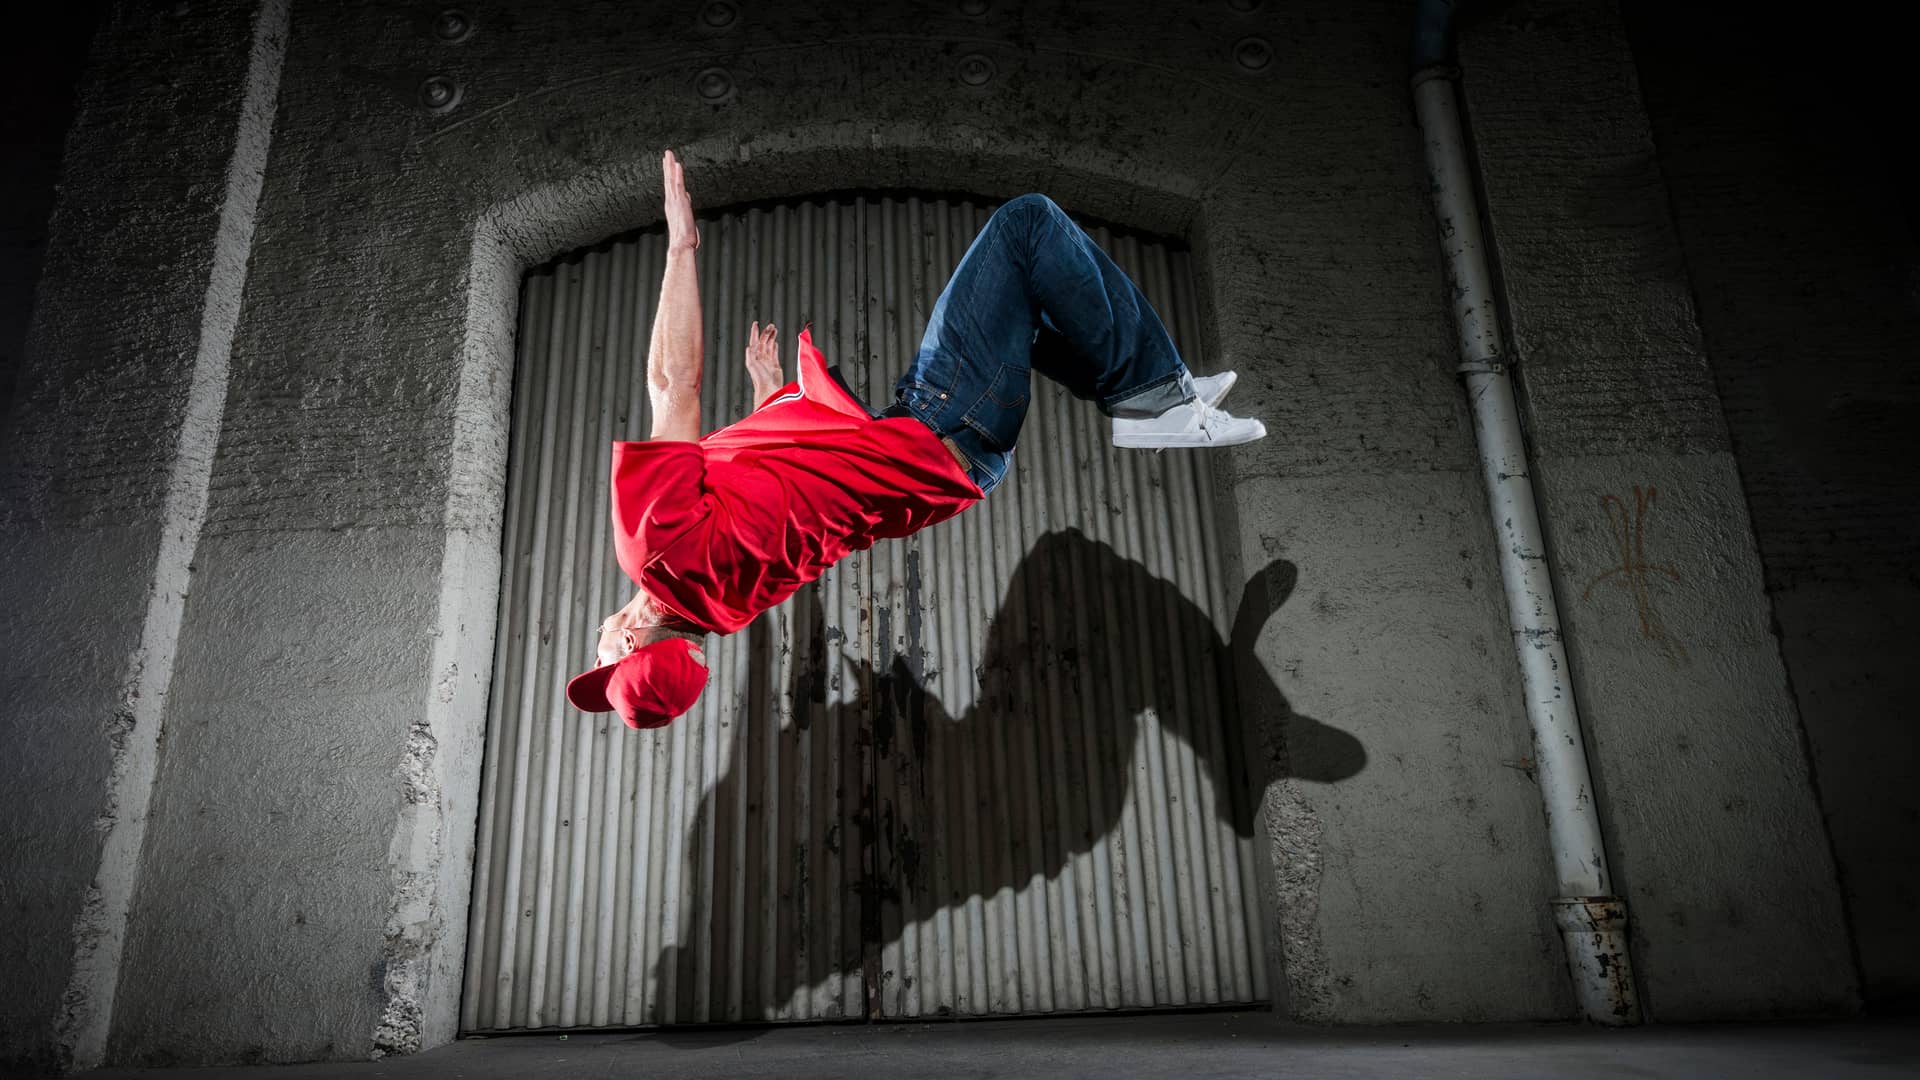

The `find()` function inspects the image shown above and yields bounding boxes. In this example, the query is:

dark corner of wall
[0,0,114,428]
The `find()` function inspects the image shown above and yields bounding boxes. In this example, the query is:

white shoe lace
[1182,398,1227,441]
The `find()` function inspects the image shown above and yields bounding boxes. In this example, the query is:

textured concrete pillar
[1456,0,1858,1018]
[0,0,286,1072]
[95,0,497,1058]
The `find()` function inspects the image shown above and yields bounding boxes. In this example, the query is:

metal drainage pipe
[1410,0,1642,1025]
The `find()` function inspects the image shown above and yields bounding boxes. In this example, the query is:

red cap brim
[565,659,620,714]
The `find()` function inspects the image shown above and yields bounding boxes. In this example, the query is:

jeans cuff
[1103,369,1195,418]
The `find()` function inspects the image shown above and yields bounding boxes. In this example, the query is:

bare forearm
[647,149,704,441]
[647,246,703,440]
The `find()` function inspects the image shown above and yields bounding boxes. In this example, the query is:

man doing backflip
[566,150,1267,729]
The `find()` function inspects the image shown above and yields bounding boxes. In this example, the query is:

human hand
[662,149,699,253]
[746,320,783,403]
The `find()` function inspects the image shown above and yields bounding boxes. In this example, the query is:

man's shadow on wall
[644,526,1365,1026]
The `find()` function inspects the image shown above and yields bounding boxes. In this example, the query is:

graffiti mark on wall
[1582,485,1688,666]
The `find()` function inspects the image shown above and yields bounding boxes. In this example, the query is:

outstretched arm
[648,149,703,442]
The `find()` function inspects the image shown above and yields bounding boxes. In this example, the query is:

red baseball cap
[565,637,709,729]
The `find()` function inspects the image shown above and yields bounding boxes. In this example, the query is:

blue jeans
[885,193,1196,495]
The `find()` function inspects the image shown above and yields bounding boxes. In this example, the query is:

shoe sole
[1113,421,1267,449]
[1112,434,1267,449]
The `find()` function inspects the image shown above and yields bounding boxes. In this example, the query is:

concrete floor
[81,1011,1920,1079]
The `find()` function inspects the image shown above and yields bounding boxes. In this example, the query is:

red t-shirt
[609,327,982,634]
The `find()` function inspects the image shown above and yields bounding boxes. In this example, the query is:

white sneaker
[1112,393,1267,449]
[1193,370,1237,408]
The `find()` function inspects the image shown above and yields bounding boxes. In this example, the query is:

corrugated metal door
[461,195,1268,1031]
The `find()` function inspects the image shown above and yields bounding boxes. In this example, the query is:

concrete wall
[1624,5,1920,1008]
[0,1,286,1073]
[0,0,1864,1068]
[1455,0,1858,1019]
